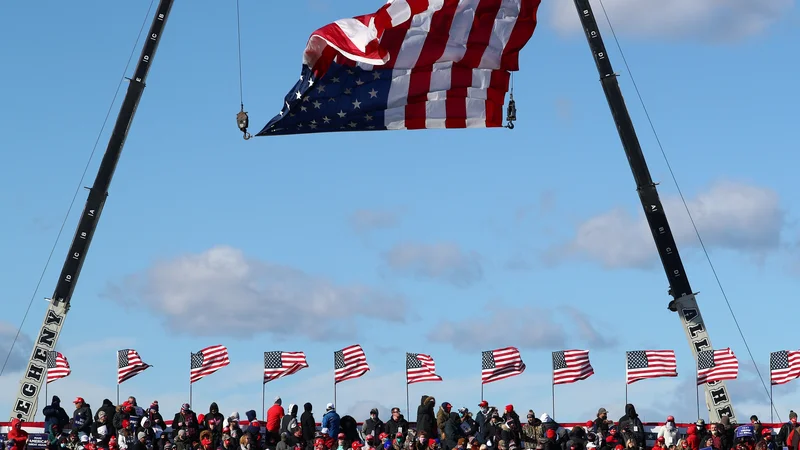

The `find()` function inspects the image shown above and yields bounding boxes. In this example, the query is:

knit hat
[137,432,146,440]
[181,403,190,412]
[791,411,797,420]
[150,401,159,411]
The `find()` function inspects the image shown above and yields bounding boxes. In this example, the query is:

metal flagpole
[262,383,266,420]
[405,362,410,420]
[770,383,774,423]
[551,351,556,419]
[695,354,700,420]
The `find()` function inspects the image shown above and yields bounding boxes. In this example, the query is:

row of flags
[41,346,800,388]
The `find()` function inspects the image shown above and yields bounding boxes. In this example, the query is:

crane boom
[9,0,175,421]
[571,0,736,422]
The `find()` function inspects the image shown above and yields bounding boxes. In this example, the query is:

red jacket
[686,425,700,450]
[8,418,29,450]
[266,404,285,433]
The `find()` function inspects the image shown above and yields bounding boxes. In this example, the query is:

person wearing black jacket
[386,407,409,439]
[362,409,385,441]
[43,396,70,435]
[301,403,316,449]
[617,404,644,450]
[444,413,464,450]
[417,396,437,437]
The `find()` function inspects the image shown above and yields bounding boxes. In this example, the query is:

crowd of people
[4,395,799,450]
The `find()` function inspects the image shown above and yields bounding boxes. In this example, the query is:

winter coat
[44,396,71,434]
[444,415,463,449]
[616,405,644,449]
[385,415,410,440]
[95,400,117,424]
[437,405,451,439]
[522,419,543,449]
[416,397,436,437]
[362,417,385,441]
[173,410,200,441]
[340,416,360,443]
[205,403,225,429]
[91,418,116,447]
[267,404,286,433]
[475,411,489,445]
[73,404,94,434]
[686,425,700,450]
[8,418,29,450]
[322,410,341,438]
[300,404,316,443]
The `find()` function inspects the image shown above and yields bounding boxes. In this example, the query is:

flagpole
[405,361,410,420]
[770,382,774,423]
[551,351,555,419]
[695,354,700,420]
[262,382,266,421]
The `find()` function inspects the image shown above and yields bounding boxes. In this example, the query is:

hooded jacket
[300,403,316,444]
[416,396,436,437]
[385,414,409,441]
[280,404,299,435]
[44,396,71,434]
[205,403,225,428]
[617,405,645,449]
[322,408,341,438]
[436,404,451,438]
[73,402,93,434]
[8,418,29,449]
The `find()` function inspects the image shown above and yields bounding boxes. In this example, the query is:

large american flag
[264,351,309,384]
[697,348,738,385]
[625,350,678,385]
[256,0,541,136]
[334,344,370,383]
[552,350,594,385]
[770,350,800,385]
[406,352,443,384]
[117,349,150,384]
[481,347,526,384]
[191,345,230,384]
[46,351,71,384]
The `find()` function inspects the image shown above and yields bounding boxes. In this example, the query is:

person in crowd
[45,396,72,434]
[267,398,286,442]
[133,432,148,450]
[417,397,436,439]
[362,409,385,442]
[96,400,117,425]
[778,412,797,448]
[147,402,166,432]
[280,405,300,435]
[616,405,643,450]
[339,414,360,444]
[126,398,145,428]
[437,404,452,440]
[474,402,490,445]
[91,410,115,447]
[593,409,612,437]
[322,404,341,439]
[8,418,29,450]
[520,410,542,449]
[657,416,679,447]
[72,398,94,438]
[386,409,409,445]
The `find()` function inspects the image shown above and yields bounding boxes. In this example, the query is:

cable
[596,0,780,422]
[0,0,157,377]
[236,0,245,108]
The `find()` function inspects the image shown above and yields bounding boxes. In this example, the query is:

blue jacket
[322,410,340,438]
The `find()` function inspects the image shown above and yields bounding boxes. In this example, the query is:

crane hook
[236,106,252,140]
[505,93,517,130]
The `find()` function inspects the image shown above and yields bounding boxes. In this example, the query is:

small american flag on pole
[481,347,526,384]
[552,350,594,385]
[625,350,678,385]
[117,349,150,384]
[406,352,442,384]
[770,350,800,385]
[191,345,230,384]
[256,0,542,136]
[46,351,70,384]
[334,344,370,384]
[697,348,738,385]
[264,351,309,384]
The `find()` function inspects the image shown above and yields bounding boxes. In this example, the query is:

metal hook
[236,107,252,140]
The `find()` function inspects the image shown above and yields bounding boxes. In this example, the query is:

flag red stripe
[771,351,800,385]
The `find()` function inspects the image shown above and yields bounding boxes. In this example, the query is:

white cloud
[427,303,616,352]
[381,242,483,287]
[349,209,403,234]
[550,0,793,41]
[102,246,407,340]
[0,321,33,373]
[547,180,784,269]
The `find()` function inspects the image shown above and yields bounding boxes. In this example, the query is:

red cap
[396,433,403,438]
[505,405,513,412]
[479,401,488,407]
[338,433,346,439]
[658,437,665,442]
[379,434,389,440]
[73,397,84,404]
[667,416,675,422]
[353,443,364,449]
[586,421,594,427]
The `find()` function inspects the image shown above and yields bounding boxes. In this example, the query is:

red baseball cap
[73,397,84,404]
[478,401,488,407]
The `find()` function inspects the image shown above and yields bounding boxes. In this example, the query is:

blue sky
[1,0,798,425]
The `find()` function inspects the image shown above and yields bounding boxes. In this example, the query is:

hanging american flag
[625,350,678,385]
[334,344,370,383]
[770,350,800,385]
[264,351,309,384]
[256,0,541,136]
[46,351,71,384]
[552,349,594,385]
[481,347,526,384]
[191,345,230,383]
[118,349,151,384]
[697,348,738,385]
[406,352,443,384]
